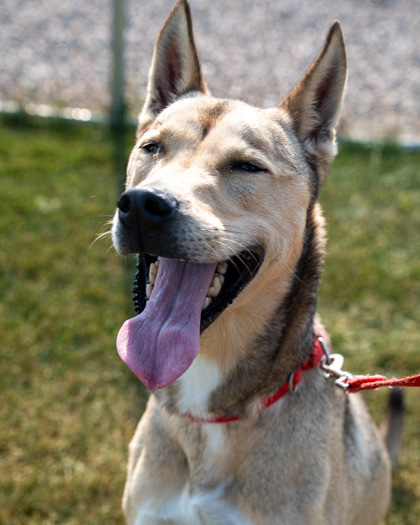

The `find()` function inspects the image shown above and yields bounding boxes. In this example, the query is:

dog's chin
[132,249,263,333]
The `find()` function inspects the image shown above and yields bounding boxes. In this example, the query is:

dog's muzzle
[116,186,179,254]
[114,187,263,390]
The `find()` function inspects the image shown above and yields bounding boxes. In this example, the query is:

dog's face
[116,95,311,271]
[112,0,346,391]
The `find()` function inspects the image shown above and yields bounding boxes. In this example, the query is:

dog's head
[112,0,346,390]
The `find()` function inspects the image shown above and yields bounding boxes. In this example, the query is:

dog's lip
[132,247,264,329]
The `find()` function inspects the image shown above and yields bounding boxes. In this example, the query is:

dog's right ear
[138,0,208,132]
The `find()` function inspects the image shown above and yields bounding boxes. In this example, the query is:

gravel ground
[1,0,419,142]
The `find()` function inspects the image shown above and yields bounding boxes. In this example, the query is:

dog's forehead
[153,96,294,149]
[152,96,230,136]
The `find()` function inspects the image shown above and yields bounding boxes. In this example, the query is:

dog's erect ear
[139,0,208,131]
[282,22,347,182]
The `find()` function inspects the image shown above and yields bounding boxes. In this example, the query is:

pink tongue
[117,258,217,390]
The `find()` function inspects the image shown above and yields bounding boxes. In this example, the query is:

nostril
[117,193,131,214]
[144,195,175,217]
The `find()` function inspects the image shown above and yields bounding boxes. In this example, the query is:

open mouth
[133,250,262,331]
[117,250,262,390]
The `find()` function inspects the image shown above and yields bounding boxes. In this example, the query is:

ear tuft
[139,0,208,131]
[282,22,347,182]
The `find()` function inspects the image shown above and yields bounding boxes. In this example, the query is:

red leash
[345,373,420,393]
[319,336,420,393]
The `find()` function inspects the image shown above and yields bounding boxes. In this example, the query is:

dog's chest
[134,418,251,525]
[134,481,251,525]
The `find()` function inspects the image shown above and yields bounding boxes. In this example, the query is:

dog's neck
[155,202,325,420]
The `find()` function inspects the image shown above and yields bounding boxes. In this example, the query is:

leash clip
[318,337,354,391]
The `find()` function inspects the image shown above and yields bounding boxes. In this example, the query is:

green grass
[320,141,420,524]
[0,118,419,524]
[0,117,144,524]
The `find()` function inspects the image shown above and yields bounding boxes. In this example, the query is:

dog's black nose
[117,187,179,230]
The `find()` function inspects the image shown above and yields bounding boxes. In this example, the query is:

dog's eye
[141,142,161,155]
[229,161,265,173]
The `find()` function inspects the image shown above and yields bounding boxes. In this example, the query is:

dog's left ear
[282,21,347,183]
[139,0,208,132]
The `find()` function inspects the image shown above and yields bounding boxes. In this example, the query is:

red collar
[184,336,326,424]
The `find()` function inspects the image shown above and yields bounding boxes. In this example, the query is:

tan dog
[112,1,401,523]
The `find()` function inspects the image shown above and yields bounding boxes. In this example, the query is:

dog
[111,1,402,523]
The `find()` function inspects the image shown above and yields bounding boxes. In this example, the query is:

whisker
[197,225,245,237]
[196,226,258,261]
[284,262,308,287]
[89,226,113,251]
[89,215,112,250]
[212,238,257,274]
[218,237,259,269]
[211,239,238,258]
[198,239,220,260]
[207,239,242,272]
[197,225,261,273]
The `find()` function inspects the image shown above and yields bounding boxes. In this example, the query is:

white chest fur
[133,480,251,525]
[176,355,223,418]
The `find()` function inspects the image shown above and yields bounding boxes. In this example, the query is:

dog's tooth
[217,261,228,275]
[207,275,222,298]
[202,297,212,310]
[148,262,158,284]
[150,262,158,276]
[146,283,153,299]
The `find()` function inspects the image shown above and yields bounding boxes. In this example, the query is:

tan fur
[112,1,396,523]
